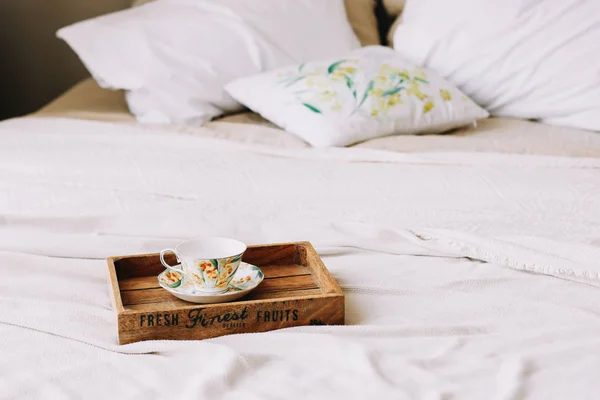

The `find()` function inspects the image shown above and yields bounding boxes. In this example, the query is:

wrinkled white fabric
[1,117,600,399]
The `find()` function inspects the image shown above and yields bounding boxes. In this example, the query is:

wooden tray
[107,242,344,344]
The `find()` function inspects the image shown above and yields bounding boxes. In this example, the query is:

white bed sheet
[1,115,600,399]
[36,78,600,157]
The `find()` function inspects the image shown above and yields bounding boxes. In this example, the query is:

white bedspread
[1,117,600,399]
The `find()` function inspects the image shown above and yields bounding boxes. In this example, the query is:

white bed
[2,79,600,399]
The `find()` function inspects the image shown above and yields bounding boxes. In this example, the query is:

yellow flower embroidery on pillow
[440,89,452,101]
[368,64,432,116]
[423,101,434,113]
[276,58,454,117]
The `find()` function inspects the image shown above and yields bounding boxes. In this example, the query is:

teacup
[159,237,247,294]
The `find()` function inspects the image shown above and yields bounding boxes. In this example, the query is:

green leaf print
[344,75,352,89]
[357,80,375,108]
[230,254,242,263]
[327,60,346,74]
[415,77,429,84]
[168,279,182,289]
[282,75,306,87]
[298,63,306,73]
[382,87,405,96]
[302,103,322,114]
[210,259,219,269]
[344,75,357,99]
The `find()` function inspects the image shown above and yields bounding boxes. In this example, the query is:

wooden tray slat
[125,288,326,313]
[107,242,344,344]
[251,274,317,292]
[119,276,161,291]
[261,264,311,278]
[121,275,319,306]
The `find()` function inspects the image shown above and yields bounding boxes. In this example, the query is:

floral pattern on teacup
[158,263,264,296]
[193,254,242,289]
[230,264,263,291]
[159,270,183,289]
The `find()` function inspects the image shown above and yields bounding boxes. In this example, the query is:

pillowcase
[132,0,381,46]
[225,46,489,147]
[57,0,360,125]
[392,0,600,132]
[383,0,406,48]
[386,17,403,48]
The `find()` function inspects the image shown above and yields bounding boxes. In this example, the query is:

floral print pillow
[225,46,489,147]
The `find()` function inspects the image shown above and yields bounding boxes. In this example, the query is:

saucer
[158,262,264,304]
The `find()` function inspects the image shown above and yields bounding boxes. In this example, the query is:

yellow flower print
[232,276,252,285]
[370,88,384,98]
[163,271,181,285]
[204,265,216,274]
[279,58,438,118]
[371,96,393,117]
[440,89,452,101]
[397,71,410,81]
[216,256,237,278]
[197,261,212,271]
[191,271,203,285]
[331,71,346,81]
[219,263,234,278]
[407,83,428,100]
[216,280,228,288]
[387,93,402,106]
[423,101,434,113]
[375,75,387,85]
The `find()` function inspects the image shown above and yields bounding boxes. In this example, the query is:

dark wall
[0,0,130,121]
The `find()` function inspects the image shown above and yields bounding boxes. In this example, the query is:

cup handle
[160,249,193,283]
[160,248,181,270]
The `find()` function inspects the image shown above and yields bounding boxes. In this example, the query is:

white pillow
[133,0,383,47]
[57,0,360,125]
[225,46,489,147]
[392,0,600,132]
